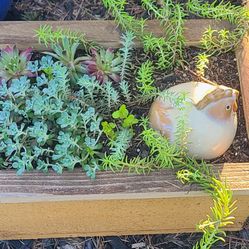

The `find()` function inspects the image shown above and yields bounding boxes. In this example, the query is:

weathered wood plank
[236,3,249,138]
[1,193,247,240]
[0,163,248,239]
[0,19,232,50]
[0,163,248,195]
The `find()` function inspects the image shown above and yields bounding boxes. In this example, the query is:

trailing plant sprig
[186,0,249,24]
[102,0,146,35]
[136,60,156,100]
[195,53,210,77]
[142,0,186,69]
[177,169,237,249]
[141,117,237,248]
[119,80,132,102]
[102,0,186,69]
[36,24,96,51]
[187,0,249,54]
[102,155,156,174]
[120,31,135,81]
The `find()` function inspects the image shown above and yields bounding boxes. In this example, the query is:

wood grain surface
[236,2,249,138]
[0,163,248,239]
[0,163,248,195]
[0,19,232,50]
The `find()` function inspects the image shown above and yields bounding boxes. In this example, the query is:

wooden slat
[236,2,249,138]
[0,163,248,195]
[0,19,232,50]
[0,163,248,239]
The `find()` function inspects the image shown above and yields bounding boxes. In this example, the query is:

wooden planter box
[0,19,248,240]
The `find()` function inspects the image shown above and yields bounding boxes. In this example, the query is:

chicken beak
[232,90,239,112]
[234,89,239,99]
[232,101,238,112]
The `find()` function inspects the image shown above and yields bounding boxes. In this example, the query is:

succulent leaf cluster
[82,48,122,83]
[0,46,34,85]
[0,31,136,178]
[0,56,105,178]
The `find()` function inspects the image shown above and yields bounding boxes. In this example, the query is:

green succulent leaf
[122,114,138,128]
[101,121,116,140]
[112,104,129,119]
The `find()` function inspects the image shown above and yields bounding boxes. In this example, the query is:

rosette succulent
[0,45,34,85]
[82,48,122,84]
[44,37,87,82]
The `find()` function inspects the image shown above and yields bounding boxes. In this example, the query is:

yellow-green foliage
[196,53,210,77]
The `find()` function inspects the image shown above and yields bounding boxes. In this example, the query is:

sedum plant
[177,171,236,249]
[187,0,249,54]
[119,31,135,81]
[82,48,122,84]
[44,37,87,83]
[136,60,157,102]
[76,75,120,114]
[0,56,104,178]
[82,30,135,84]
[102,0,186,69]
[195,53,210,77]
[0,46,34,85]
[103,0,249,70]
[141,0,186,69]
[35,24,96,51]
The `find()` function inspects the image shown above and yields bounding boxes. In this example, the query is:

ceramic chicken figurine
[149,82,239,159]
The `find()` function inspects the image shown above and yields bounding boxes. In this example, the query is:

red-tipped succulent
[0,45,34,85]
[82,48,122,84]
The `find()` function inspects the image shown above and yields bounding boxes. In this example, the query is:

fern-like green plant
[108,128,133,160]
[76,75,120,114]
[102,0,186,69]
[187,0,249,54]
[36,24,96,51]
[195,53,210,77]
[177,169,236,249]
[102,0,146,35]
[120,31,135,81]
[102,154,156,173]
[136,60,156,101]
[119,80,132,102]
[142,0,186,69]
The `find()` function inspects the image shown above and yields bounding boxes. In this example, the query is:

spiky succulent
[0,46,34,85]
[44,37,87,83]
[82,48,122,84]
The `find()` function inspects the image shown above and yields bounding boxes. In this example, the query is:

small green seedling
[112,104,129,119]
[101,121,116,140]
[122,114,138,128]
[112,104,138,128]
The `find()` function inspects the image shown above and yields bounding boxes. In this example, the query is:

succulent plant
[82,48,122,84]
[44,37,87,83]
[0,46,34,85]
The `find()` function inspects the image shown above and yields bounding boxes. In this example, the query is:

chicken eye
[226,105,231,111]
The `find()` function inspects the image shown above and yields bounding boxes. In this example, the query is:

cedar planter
[0,19,248,240]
